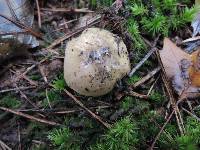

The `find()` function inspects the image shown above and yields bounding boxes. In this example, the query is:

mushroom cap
[64,28,130,96]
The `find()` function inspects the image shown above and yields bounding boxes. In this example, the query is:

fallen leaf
[160,38,200,99]
[160,38,190,79]
[189,50,200,86]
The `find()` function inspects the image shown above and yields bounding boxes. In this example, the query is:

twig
[0,107,60,126]
[17,122,21,150]
[129,48,157,77]
[64,89,111,128]
[111,0,124,13]
[127,91,148,99]
[0,140,12,150]
[38,65,48,83]
[156,51,185,134]
[14,58,47,82]
[10,69,38,86]
[40,8,93,13]
[18,106,111,114]
[55,106,111,114]
[133,66,161,88]
[0,13,42,39]
[129,36,160,77]
[186,100,193,112]
[147,75,160,96]
[46,89,52,109]
[182,36,200,43]
[45,15,101,51]
[16,85,38,109]
[150,109,175,150]
[0,86,36,93]
[182,107,200,122]
[35,0,42,28]
[0,31,28,36]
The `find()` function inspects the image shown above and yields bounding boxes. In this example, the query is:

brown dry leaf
[160,38,200,99]
[160,38,190,78]
[189,50,200,86]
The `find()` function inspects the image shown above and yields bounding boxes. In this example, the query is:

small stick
[0,13,42,39]
[18,105,111,114]
[0,86,36,93]
[182,107,200,122]
[10,69,38,86]
[0,140,12,150]
[0,107,60,126]
[156,50,185,134]
[14,58,47,82]
[46,89,52,109]
[128,48,157,77]
[186,100,193,112]
[55,106,111,114]
[17,122,22,150]
[40,8,93,13]
[147,75,160,96]
[182,36,200,43]
[35,0,42,28]
[38,65,48,83]
[127,91,148,99]
[16,85,38,109]
[64,89,111,128]
[150,109,175,150]
[0,31,28,36]
[45,15,101,50]
[133,66,161,88]
[129,36,160,77]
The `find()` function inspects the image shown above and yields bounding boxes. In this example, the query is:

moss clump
[149,90,165,105]
[48,127,81,150]
[127,74,141,84]
[126,0,199,51]
[0,94,21,108]
[159,117,200,149]
[92,117,138,150]
[52,73,66,91]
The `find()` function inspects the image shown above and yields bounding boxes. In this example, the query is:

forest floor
[0,0,200,150]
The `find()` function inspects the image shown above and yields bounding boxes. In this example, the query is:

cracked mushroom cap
[64,28,130,96]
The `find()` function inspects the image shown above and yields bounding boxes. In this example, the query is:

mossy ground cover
[0,0,200,150]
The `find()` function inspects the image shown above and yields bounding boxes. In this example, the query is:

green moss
[52,73,66,91]
[149,90,164,104]
[127,0,199,39]
[92,117,138,150]
[120,96,150,114]
[42,90,62,108]
[158,117,200,149]
[130,3,148,16]
[141,14,168,37]
[127,20,147,51]
[0,94,21,108]
[127,74,141,84]
[121,96,135,111]
[48,127,80,150]
[30,74,41,81]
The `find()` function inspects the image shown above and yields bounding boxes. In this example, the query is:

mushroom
[64,28,130,96]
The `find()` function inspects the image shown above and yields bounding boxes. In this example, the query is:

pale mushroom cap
[64,28,130,96]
